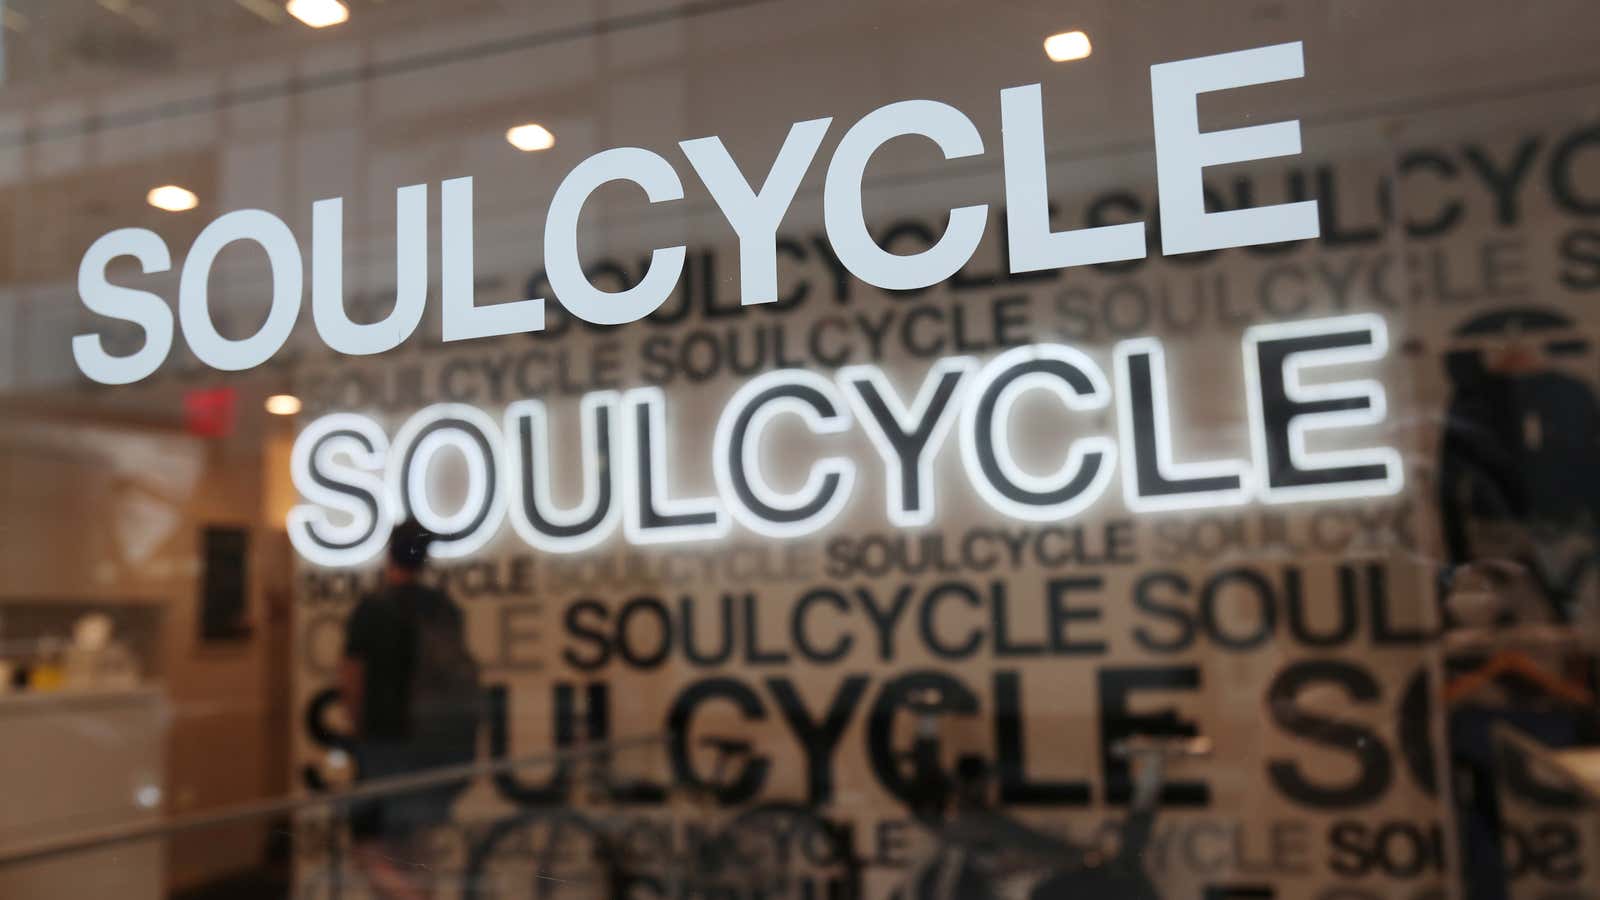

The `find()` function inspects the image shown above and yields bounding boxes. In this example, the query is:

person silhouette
[340,520,479,899]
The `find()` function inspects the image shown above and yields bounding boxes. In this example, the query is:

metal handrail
[0,733,666,870]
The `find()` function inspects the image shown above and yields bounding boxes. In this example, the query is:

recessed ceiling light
[147,185,199,212]
[506,123,556,152]
[1044,30,1092,62]
[264,394,303,416]
[286,0,348,28]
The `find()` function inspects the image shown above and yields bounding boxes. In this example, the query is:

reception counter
[0,686,169,899]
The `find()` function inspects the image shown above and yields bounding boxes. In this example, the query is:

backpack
[407,591,483,769]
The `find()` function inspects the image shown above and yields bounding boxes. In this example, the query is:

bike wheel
[703,802,861,900]
[463,808,617,900]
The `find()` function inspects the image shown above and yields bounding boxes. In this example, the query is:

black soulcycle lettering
[823,521,1137,579]
[1327,820,1448,880]
[1266,660,1392,809]
[1099,665,1208,806]
[1130,563,1413,653]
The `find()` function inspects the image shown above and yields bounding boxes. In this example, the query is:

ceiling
[0,0,514,92]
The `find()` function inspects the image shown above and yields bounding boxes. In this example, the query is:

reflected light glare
[146,185,198,212]
[286,0,349,28]
[265,394,303,416]
[134,784,162,810]
[506,123,556,152]
[1044,30,1092,62]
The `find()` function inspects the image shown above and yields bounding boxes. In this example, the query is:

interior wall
[0,411,286,892]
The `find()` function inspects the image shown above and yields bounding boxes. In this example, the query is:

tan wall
[0,412,290,892]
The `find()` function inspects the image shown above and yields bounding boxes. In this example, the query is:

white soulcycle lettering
[1241,313,1403,503]
[503,392,623,554]
[823,98,989,290]
[442,176,546,342]
[287,413,392,567]
[1114,337,1254,513]
[999,83,1146,272]
[71,41,1319,383]
[179,208,303,372]
[957,344,1118,523]
[72,228,173,385]
[546,148,688,326]
[838,357,976,529]
[384,403,508,558]
[681,118,833,306]
[1150,40,1320,254]
[312,184,429,355]
[712,369,858,539]
[287,317,1400,566]
[620,386,731,545]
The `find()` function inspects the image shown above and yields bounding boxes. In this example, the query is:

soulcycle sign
[61,38,1406,565]
[74,41,1317,383]
[287,313,1401,566]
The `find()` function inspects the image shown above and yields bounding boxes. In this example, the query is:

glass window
[1,2,1598,898]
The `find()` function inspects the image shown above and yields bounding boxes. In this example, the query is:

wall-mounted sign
[288,315,1399,566]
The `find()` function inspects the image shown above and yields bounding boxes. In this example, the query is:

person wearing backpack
[340,519,481,899]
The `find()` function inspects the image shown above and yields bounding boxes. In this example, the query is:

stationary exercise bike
[891,685,1210,900]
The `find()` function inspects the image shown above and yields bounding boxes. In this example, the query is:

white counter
[0,685,169,899]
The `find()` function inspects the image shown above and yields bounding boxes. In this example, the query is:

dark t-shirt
[343,584,459,741]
